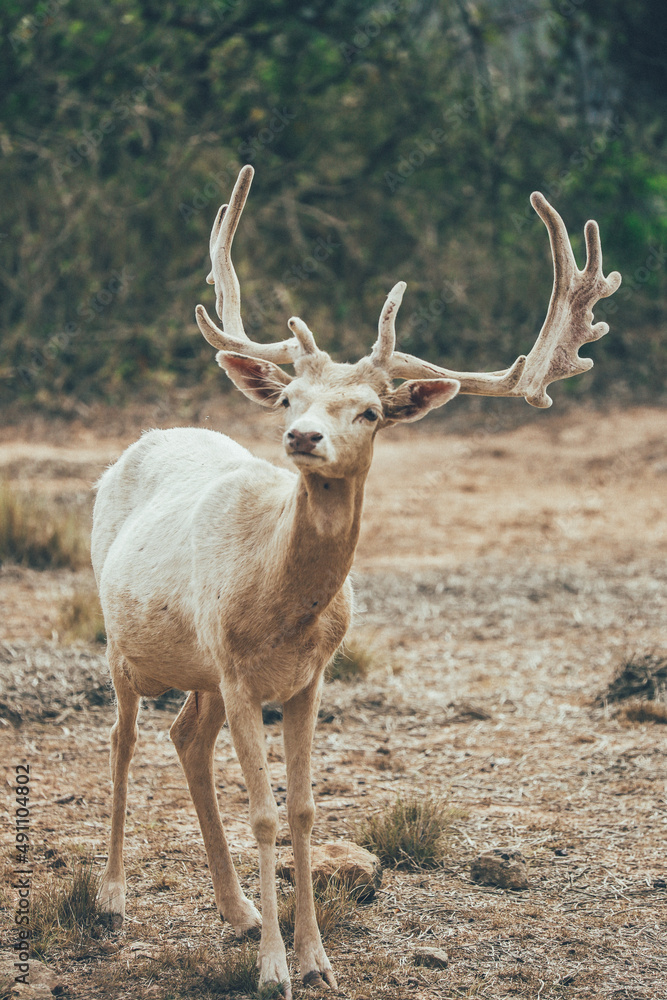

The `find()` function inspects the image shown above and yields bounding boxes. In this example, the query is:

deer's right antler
[195,166,314,363]
[375,194,621,407]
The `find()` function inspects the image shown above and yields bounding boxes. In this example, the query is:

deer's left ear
[217,351,293,407]
[383,379,460,423]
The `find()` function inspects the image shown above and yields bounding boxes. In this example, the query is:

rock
[11,986,56,999]
[11,986,55,999]
[277,841,382,901]
[0,955,61,997]
[413,946,449,968]
[470,848,529,890]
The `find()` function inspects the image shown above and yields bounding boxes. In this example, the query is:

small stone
[470,848,529,890]
[123,940,162,960]
[277,841,382,901]
[413,946,449,968]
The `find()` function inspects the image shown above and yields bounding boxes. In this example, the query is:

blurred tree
[0,0,664,410]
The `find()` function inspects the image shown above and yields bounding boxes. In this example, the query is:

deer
[91,164,621,997]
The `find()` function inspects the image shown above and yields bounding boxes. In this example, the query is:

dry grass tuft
[147,941,260,995]
[358,795,459,870]
[57,586,106,643]
[598,649,667,704]
[0,482,89,570]
[326,642,373,683]
[84,939,271,998]
[31,860,99,957]
[278,877,363,943]
[615,699,667,725]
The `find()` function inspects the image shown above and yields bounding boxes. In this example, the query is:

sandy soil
[1,404,666,1000]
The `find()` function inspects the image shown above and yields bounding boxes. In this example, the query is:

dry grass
[615,699,667,725]
[2,409,666,999]
[598,649,667,704]
[30,860,99,957]
[0,481,89,570]
[278,877,364,943]
[141,942,260,996]
[358,795,459,870]
[85,940,275,999]
[57,586,106,643]
[326,642,373,683]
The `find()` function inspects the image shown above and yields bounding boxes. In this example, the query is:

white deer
[91,165,620,997]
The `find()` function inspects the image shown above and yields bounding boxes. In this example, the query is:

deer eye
[361,408,379,422]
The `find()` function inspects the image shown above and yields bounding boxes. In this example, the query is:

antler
[374,194,621,407]
[195,166,314,363]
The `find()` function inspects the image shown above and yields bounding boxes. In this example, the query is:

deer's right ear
[216,352,293,407]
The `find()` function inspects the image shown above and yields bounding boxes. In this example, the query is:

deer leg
[170,690,261,935]
[98,647,140,927]
[283,681,337,990]
[224,687,290,999]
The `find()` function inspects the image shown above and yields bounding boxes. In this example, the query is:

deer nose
[286,430,324,454]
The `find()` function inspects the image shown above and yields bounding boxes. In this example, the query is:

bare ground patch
[1,406,666,998]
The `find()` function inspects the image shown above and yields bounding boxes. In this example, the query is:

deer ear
[216,352,293,407]
[384,378,460,423]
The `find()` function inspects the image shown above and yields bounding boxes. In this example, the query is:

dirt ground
[1,403,666,1000]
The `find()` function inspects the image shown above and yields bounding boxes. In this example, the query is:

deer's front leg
[283,681,337,990]
[224,686,290,998]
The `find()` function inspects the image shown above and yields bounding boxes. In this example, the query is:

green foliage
[0,482,89,570]
[0,1,665,411]
[358,795,458,870]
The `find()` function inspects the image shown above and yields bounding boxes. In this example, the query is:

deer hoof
[97,878,126,929]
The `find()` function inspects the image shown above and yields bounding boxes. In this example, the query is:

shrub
[358,795,458,870]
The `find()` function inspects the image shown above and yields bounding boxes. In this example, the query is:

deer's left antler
[374,195,622,407]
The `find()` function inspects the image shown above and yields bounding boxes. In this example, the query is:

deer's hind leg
[98,644,141,927]
[170,689,262,935]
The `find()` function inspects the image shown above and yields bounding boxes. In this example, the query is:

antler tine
[195,166,302,365]
[205,203,228,289]
[288,316,319,355]
[211,165,253,334]
[371,282,406,366]
[514,193,622,407]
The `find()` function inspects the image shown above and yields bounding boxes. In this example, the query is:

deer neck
[277,467,368,617]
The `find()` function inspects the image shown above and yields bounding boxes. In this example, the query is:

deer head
[195,166,621,476]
